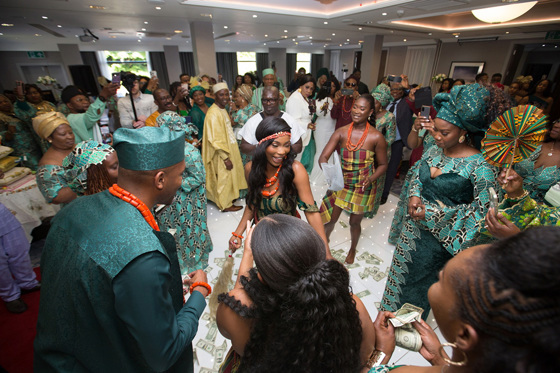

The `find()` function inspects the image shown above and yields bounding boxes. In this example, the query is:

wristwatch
[98,95,107,103]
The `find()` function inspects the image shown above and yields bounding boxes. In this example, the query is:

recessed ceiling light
[455,35,459,37]
[295,42,298,45]
[284,30,288,32]
[332,33,336,36]
[326,38,331,41]
[292,38,295,41]
[339,44,342,46]
[174,30,182,33]
[324,21,328,24]
[42,16,48,19]
[89,5,106,10]
[57,25,62,28]
[144,21,148,24]
[346,38,350,41]
[166,37,171,40]
[382,12,387,16]
[75,34,78,37]
[542,44,546,46]
[200,13,212,18]
[1,23,14,27]
[265,34,268,37]
[403,38,407,41]
[358,27,362,30]
[309,36,313,39]
[138,39,141,42]
[141,28,146,31]
[359,40,363,43]
[277,41,279,43]
[505,31,510,34]
[0,33,3,35]
[224,26,228,29]
[253,15,257,18]
[155,6,161,10]
[264,43,267,45]
[225,39,230,42]
[35,34,41,36]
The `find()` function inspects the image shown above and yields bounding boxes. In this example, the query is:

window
[104,51,150,76]
[296,53,311,75]
[237,52,257,76]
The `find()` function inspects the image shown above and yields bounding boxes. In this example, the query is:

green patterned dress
[14,100,56,153]
[157,141,213,274]
[381,146,498,316]
[0,112,42,170]
[513,145,560,205]
[36,164,68,203]
[367,111,397,218]
[388,133,436,245]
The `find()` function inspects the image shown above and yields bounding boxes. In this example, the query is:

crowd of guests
[0,64,559,373]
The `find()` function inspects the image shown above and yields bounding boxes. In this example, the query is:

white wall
[0,51,67,91]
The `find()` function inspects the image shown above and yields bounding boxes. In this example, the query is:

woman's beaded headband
[258,131,291,145]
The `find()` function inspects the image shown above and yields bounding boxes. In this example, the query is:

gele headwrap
[63,140,114,193]
[112,126,184,171]
[433,83,490,134]
[262,68,274,77]
[32,112,70,139]
[190,85,206,96]
[258,131,291,145]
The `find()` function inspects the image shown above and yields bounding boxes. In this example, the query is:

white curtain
[96,51,112,81]
[329,50,341,82]
[402,46,437,88]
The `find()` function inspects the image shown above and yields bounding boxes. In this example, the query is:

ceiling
[0,0,558,52]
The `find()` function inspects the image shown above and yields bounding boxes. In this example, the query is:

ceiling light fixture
[382,12,387,16]
[264,43,267,45]
[265,34,268,37]
[224,26,228,29]
[403,38,406,41]
[284,30,288,32]
[472,1,537,23]
[324,21,328,24]
[506,31,510,34]
[144,21,149,24]
[35,33,41,36]
[358,27,362,30]
[89,5,106,10]
[42,16,48,19]
[332,33,335,36]
[155,6,162,10]
[1,23,14,27]
[141,28,146,31]
[174,30,183,33]
[57,25,62,28]
[253,15,257,18]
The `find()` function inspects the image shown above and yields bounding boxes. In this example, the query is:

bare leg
[324,204,343,242]
[345,213,364,264]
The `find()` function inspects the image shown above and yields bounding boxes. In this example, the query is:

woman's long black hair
[246,116,297,214]
[219,215,364,373]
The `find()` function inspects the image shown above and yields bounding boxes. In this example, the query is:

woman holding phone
[331,75,360,130]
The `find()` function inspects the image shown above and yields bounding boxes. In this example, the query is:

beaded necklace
[341,96,354,115]
[262,164,282,197]
[346,121,370,151]
[109,184,160,231]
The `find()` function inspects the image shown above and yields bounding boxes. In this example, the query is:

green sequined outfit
[381,146,497,316]
[0,112,42,170]
[514,145,560,205]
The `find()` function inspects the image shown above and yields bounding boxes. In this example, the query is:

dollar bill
[214,258,226,268]
[395,325,422,352]
[201,312,211,321]
[193,348,199,365]
[371,267,387,282]
[358,270,370,280]
[389,303,424,327]
[204,266,213,274]
[214,340,227,366]
[196,339,216,355]
[355,289,371,299]
[210,277,218,285]
[339,221,348,228]
[205,322,218,342]
[356,252,373,262]
[345,262,360,269]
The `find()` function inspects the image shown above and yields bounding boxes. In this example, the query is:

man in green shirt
[61,83,118,143]
[35,126,209,372]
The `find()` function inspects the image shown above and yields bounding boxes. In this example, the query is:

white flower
[37,75,57,85]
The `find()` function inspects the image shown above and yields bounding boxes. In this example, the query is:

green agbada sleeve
[113,251,206,372]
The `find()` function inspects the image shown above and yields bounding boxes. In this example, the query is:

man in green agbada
[34,126,209,372]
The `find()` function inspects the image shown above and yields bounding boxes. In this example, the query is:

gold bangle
[505,190,528,201]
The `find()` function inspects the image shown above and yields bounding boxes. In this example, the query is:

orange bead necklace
[109,184,160,231]
[262,163,282,197]
[264,163,282,187]
[346,121,370,151]
[341,96,354,115]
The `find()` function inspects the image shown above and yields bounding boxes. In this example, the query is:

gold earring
[438,342,468,367]
[48,139,53,143]
[459,135,465,143]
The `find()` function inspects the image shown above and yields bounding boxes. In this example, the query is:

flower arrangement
[37,76,57,85]
[431,74,447,83]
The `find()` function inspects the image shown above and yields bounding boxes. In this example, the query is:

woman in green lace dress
[228,116,330,257]
[232,84,258,166]
[33,112,77,205]
[0,94,42,170]
[189,85,214,142]
[381,84,503,317]
[155,112,213,273]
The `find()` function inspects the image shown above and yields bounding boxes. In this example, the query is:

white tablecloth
[0,175,60,241]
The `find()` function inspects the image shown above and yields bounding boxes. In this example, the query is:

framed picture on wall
[449,62,485,83]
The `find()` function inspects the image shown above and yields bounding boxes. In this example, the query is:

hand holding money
[412,318,447,365]
[389,303,424,352]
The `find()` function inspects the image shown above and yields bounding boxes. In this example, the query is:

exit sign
[545,31,560,40]
[27,51,45,59]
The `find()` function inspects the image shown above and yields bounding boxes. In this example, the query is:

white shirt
[238,111,305,145]
[117,92,158,129]
[285,90,313,147]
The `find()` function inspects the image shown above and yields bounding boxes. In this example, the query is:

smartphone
[111,72,121,84]
[150,70,158,79]
[100,126,111,144]
[181,83,189,93]
[488,187,499,217]
[420,105,431,119]
[341,88,354,95]
[388,75,402,83]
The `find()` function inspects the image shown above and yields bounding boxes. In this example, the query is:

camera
[121,72,138,93]
[341,88,354,95]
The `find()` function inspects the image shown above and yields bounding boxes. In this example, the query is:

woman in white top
[285,75,316,163]
[310,79,338,184]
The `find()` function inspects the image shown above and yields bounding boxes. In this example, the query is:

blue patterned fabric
[514,145,560,205]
